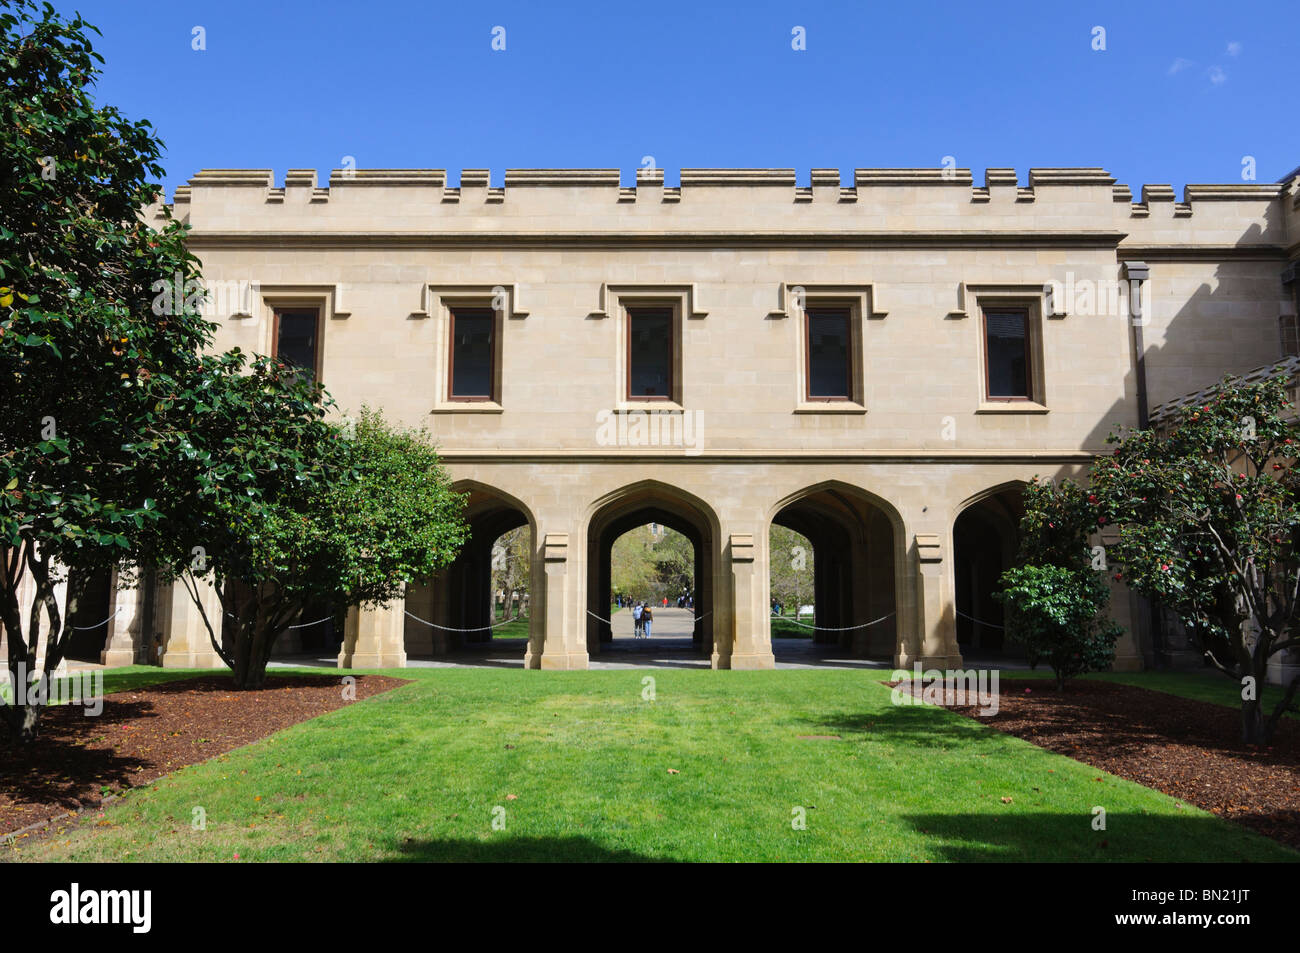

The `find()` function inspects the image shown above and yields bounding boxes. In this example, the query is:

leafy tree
[611,526,658,602]
[998,564,1123,690]
[0,0,210,740]
[650,526,694,601]
[490,526,530,621]
[166,403,468,689]
[769,524,814,615]
[998,478,1124,687]
[1090,370,1300,744]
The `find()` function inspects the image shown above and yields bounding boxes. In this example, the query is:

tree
[490,526,530,621]
[611,526,658,602]
[997,478,1124,688]
[166,403,468,689]
[1090,369,1300,744]
[650,526,694,601]
[769,525,814,614]
[998,564,1122,690]
[0,0,211,740]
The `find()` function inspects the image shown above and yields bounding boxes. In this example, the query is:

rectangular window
[273,309,321,383]
[984,308,1032,399]
[805,308,852,400]
[627,307,673,399]
[449,307,495,400]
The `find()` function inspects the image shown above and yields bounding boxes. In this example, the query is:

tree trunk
[1241,697,1265,745]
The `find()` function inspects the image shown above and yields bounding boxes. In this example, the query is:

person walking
[632,601,644,638]
[642,603,653,639]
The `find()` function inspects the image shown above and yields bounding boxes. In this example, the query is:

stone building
[32,166,1300,674]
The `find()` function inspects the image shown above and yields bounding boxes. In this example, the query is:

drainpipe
[1123,261,1151,428]
[1122,261,1163,666]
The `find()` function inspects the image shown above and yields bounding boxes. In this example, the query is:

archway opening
[587,485,717,659]
[769,486,897,661]
[953,485,1025,660]
[607,522,697,643]
[64,567,114,663]
[410,484,534,658]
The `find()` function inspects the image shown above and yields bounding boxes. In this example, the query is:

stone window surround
[240,284,348,362]
[245,284,348,384]
[420,284,527,414]
[962,287,1051,414]
[592,284,704,414]
[771,283,879,415]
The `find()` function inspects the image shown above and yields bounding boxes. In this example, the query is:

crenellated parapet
[145,167,1294,254]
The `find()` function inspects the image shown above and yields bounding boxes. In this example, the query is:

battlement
[152,167,1295,250]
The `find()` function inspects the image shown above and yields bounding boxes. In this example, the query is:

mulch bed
[892,677,1300,850]
[0,674,406,838]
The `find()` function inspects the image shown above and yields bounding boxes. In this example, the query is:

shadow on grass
[900,812,1300,862]
[815,703,1012,752]
[387,835,676,862]
[1,699,157,816]
[135,673,392,694]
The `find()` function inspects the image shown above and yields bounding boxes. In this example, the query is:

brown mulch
[892,677,1300,849]
[0,674,406,837]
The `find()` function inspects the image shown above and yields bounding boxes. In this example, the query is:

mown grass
[9,668,1295,862]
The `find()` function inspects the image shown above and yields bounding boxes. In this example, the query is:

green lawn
[771,614,814,638]
[10,668,1295,862]
[1,665,210,705]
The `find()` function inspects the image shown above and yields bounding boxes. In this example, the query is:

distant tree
[769,525,814,614]
[610,526,658,602]
[491,526,530,619]
[651,527,694,601]
[1090,370,1300,744]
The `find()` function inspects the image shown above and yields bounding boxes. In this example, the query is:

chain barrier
[404,610,523,633]
[69,607,124,632]
[954,609,1006,631]
[778,611,895,632]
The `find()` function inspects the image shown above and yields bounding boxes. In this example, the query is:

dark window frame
[803,306,855,402]
[448,306,499,402]
[271,306,324,384]
[981,305,1035,402]
[624,304,678,402]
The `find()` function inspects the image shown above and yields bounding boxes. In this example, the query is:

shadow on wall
[1065,205,1293,667]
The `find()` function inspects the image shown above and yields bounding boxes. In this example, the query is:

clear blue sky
[67,0,1298,199]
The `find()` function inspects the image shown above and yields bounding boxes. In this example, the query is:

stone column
[533,532,588,670]
[160,578,225,669]
[403,577,438,657]
[337,597,408,669]
[727,532,775,670]
[908,533,963,669]
[100,568,141,666]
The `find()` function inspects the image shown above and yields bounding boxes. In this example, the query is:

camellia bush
[161,401,468,689]
[0,0,212,740]
[998,477,1123,689]
[1091,370,1300,744]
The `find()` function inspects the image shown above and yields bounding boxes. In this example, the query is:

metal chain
[954,609,1006,631]
[778,611,895,632]
[70,607,123,631]
[404,610,523,633]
